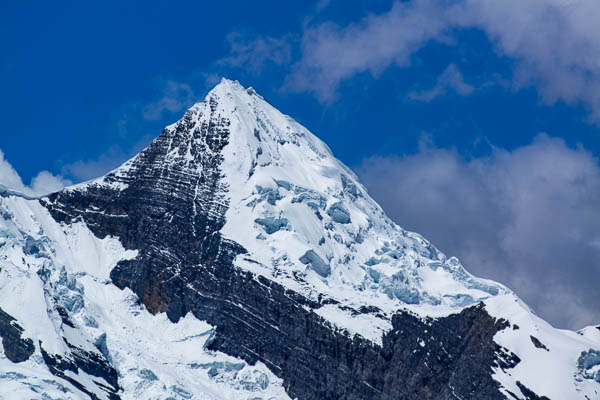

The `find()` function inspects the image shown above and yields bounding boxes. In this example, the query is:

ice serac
[0,78,598,399]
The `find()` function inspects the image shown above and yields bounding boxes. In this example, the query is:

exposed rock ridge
[0,307,34,363]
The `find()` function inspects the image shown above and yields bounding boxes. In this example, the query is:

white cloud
[29,171,71,195]
[454,0,600,121]
[0,149,29,192]
[0,149,71,196]
[284,0,600,120]
[407,64,475,101]
[286,0,450,102]
[357,135,600,329]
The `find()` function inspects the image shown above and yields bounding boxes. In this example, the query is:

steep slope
[0,79,598,399]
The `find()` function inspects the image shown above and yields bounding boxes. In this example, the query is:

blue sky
[1,0,600,329]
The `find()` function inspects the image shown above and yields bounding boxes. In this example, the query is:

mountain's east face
[0,79,599,400]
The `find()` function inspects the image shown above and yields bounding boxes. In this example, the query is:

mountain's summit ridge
[0,79,598,400]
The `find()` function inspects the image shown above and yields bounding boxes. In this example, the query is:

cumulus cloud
[29,171,72,195]
[143,81,195,121]
[284,0,600,120]
[286,0,449,102]
[357,135,600,329]
[454,0,600,121]
[407,64,475,101]
[0,149,71,196]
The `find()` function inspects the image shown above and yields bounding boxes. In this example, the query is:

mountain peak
[211,77,263,98]
[164,77,336,184]
[205,77,243,101]
[216,76,244,90]
[2,80,598,400]
[66,77,509,338]
[200,77,262,110]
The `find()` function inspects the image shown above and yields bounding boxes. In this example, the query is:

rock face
[0,307,34,363]
[44,94,245,320]
[0,79,598,399]
[40,340,120,400]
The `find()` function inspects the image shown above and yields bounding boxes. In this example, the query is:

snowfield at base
[485,294,600,399]
[0,78,598,399]
[0,195,290,400]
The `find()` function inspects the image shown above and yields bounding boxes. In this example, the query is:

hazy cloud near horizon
[60,134,155,182]
[0,149,71,196]
[357,134,600,329]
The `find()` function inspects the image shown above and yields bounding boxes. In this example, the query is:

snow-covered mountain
[1,78,598,399]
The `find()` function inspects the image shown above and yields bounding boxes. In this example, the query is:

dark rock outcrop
[40,340,120,400]
[515,381,551,400]
[530,335,549,351]
[0,307,35,363]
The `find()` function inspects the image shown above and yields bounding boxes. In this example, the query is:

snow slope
[207,80,510,341]
[0,194,290,399]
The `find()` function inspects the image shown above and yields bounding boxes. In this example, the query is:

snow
[485,294,600,399]
[314,303,392,342]
[579,325,600,346]
[0,193,290,400]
